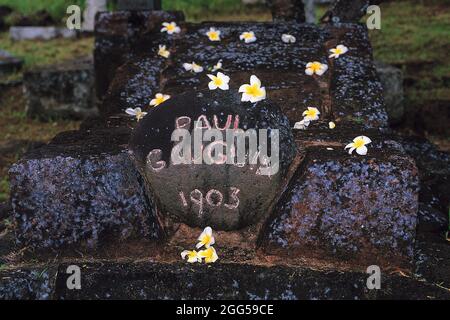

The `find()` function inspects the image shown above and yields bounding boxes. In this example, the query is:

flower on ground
[125,107,147,121]
[302,107,320,121]
[181,250,201,263]
[211,60,223,72]
[206,27,221,41]
[329,121,336,129]
[305,61,328,76]
[183,62,204,73]
[239,31,256,43]
[329,44,348,59]
[282,34,296,43]
[198,247,219,264]
[196,226,215,249]
[150,93,170,107]
[157,45,170,58]
[293,119,310,130]
[345,136,372,155]
[207,72,230,91]
[161,21,180,34]
[238,75,266,103]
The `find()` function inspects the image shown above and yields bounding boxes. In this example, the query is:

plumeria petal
[356,146,368,155]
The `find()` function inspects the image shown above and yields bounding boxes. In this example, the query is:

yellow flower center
[353,138,365,148]
[188,251,197,259]
[333,48,343,54]
[305,109,317,118]
[208,32,219,40]
[245,84,263,97]
[310,62,322,72]
[167,24,175,32]
[243,33,253,39]
[201,234,211,245]
[213,77,223,86]
[155,97,165,105]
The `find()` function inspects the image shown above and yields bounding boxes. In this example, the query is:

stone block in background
[8,117,162,248]
[117,0,162,10]
[94,10,185,105]
[0,49,23,77]
[9,26,77,41]
[259,129,419,269]
[375,61,404,124]
[82,0,107,32]
[23,57,97,120]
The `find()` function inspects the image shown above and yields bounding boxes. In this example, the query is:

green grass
[0,0,85,23]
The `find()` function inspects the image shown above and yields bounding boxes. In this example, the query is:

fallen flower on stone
[293,119,310,130]
[211,60,223,72]
[239,31,256,43]
[181,250,201,263]
[183,62,204,73]
[125,107,147,121]
[281,34,296,43]
[239,75,266,103]
[157,45,170,58]
[305,61,328,76]
[207,72,230,91]
[196,226,215,249]
[345,136,372,155]
[161,21,180,34]
[206,27,221,41]
[150,93,171,107]
[329,44,348,59]
[329,121,336,129]
[198,246,219,264]
[302,107,320,121]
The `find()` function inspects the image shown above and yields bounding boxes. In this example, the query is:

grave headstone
[82,0,107,32]
[129,90,297,230]
[375,60,404,124]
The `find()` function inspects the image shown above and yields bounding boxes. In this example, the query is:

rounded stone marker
[129,89,296,230]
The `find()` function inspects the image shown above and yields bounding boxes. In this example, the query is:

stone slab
[117,0,162,10]
[9,117,162,248]
[259,128,419,269]
[23,58,97,120]
[9,26,76,41]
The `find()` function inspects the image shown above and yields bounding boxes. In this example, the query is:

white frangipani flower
[238,75,266,103]
[239,31,256,43]
[281,34,296,43]
[206,27,221,41]
[150,93,171,107]
[293,119,310,130]
[345,136,372,155]
[161,21,180,34]
[329,44,348,59]
[125,107,147,121]
[302,107,320,121]
[305,61,328,76]
[183,62,204,73]
[157,45,170,58]
[329,121,336,129]
[198,247,219,264]
[196,226,215,249]
[207,72,230,91]
[211,60,223,72]
[181,250,201,263]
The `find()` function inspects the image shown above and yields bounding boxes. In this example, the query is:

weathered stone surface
[375,60,404,124]
[0,267,55,300]
[48,261,448,299]
[259,128,419,269]
[9,118,162,248]
[0,49,23,76]
[23,58,97,120]
[320,0,370,23]
[267,0,305,22]
[9,26,76,41]
[104,21,387,130]
[129,89,297,230]
[94,10,185,104]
